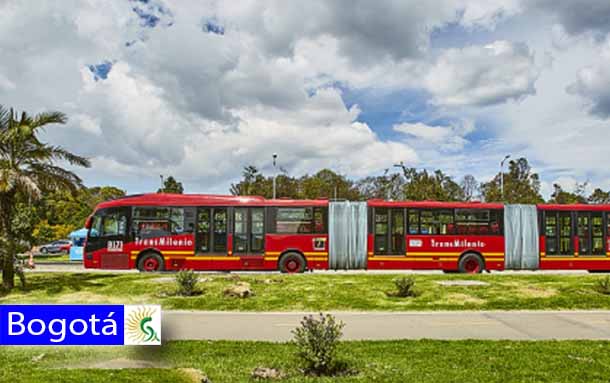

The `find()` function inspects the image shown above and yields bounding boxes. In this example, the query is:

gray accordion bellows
[504,204,539,270]
[328,201,368,269]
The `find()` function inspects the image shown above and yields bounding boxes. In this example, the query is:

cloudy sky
[1,0,610,197]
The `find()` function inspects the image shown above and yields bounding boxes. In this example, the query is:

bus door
[233,207,265,258]
[576,211,605,256]
[196,207,227,254]
[86,207,130,268]
[373,208,405,255]
[543,211,573,256]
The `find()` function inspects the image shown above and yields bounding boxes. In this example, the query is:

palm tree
[0,106,90,290]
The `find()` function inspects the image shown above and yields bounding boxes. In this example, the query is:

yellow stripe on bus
[185,256,241,261]
[541,257,609,261]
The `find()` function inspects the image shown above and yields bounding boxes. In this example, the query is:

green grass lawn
[2,340,610,382]
[3,272,610,311]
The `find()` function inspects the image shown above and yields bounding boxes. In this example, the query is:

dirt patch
[61,360,208,382]
[517,286,558,298]
[437,280,490,287]
[148,277,176,283]
[55,292,126,304]
[443,293,486,305]
[65,358,170,369]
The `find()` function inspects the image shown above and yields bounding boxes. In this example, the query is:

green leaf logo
[126,306,160,343]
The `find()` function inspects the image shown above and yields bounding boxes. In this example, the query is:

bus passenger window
[592,213,604,255]
[374,209,388,253]
[213,209,227,252]
[420,210,436,234]
[170,208,185,234]
[197,209,210,252]
[439,210,454,234]
[276,208,313,234]
[408,210,419,234]
[234,208,248,252]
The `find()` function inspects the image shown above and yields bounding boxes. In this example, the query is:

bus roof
[537,203,610,211]
[367,199,505,209]
[96,193,329,209]
[95,194,610,211]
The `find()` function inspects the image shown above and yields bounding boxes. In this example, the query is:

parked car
[39,239,71,254]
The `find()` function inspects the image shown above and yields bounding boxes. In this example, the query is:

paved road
[162,310,610,341]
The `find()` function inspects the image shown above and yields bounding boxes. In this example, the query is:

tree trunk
[1,192,15,290]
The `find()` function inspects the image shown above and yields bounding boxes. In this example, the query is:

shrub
[386,276,417,298]
[292,313,347,376]
[175,269,200,296]
[595,276,610,295]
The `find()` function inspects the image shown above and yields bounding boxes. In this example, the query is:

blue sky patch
[339,85,438,140]
[202,19,225,35]
[88,61,113,81]
[129,0,173,29]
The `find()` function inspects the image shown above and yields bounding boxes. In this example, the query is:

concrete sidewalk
[162,310,610,341]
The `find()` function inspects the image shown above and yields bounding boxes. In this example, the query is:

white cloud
[0,72,15,91]
[567,59,610,119]
[425,41,539,106]
[2,0,610,195]
[393,120,474,152]
[458,0,522,29]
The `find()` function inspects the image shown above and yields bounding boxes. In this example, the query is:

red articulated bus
[83,193,610,274]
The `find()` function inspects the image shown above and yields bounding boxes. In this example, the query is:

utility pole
[500,155,510,200]
[272,153,278,199]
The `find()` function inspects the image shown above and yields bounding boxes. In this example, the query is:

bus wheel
[458,253,484,274]
[137,252,165,272]
[279,252,306,274]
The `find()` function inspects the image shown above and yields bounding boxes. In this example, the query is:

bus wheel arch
[458,251,485,274]
[136,250,165,272]
[278,251,307,274]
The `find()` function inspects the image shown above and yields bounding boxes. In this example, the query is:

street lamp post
[500,155,510,200]
[159,175,164,193]
[392,161,407,201]
[272,153,278,199]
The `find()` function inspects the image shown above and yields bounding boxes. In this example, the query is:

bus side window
[89,215,102,238]
[408,210,419,234]
[101,213,126,237]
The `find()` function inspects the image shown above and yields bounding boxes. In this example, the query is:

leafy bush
[386,276,417,298]
[175,269,201,296]
[595,276,610,295]
[292,313,348,376]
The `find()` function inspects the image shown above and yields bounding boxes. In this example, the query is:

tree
[33,185,125,242]
[0,107,90,290]
[158,176,184,194]
[588,188,610,204]
[480,158,543,203]
[357,170,404,200]
[230,166,359,200]
[299,169,361,200]
[460,174,480,201]
[230,166,275,198]
[399,167,464,201]
[548,183,587,204]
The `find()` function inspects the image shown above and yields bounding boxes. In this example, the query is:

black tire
[40,247,48,254]
[137,252,165,272]
[458,253,484,274]
[278,252,306,273]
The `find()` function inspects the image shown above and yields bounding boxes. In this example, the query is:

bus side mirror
[85,216,92,229]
